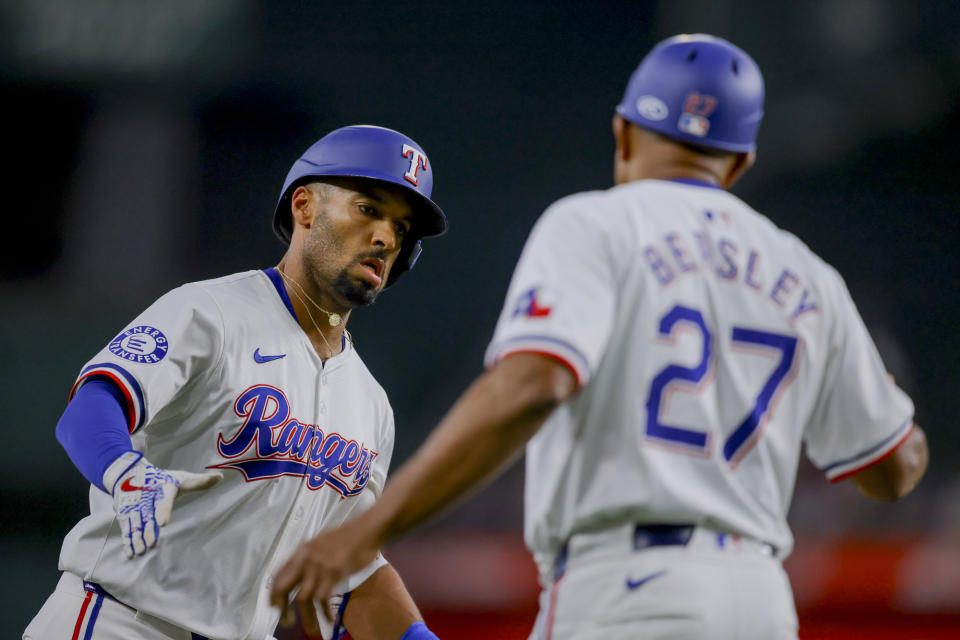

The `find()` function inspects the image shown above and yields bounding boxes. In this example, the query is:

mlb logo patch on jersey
[108,326,169,364]
[511,286,554,319]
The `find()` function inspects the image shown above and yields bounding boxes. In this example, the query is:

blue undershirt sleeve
[55,379,135,493]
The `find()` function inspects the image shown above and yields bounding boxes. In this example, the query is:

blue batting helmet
[616,34,764,153]
[273,125,447,287]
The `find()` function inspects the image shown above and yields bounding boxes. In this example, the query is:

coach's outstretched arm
[851,424,929,501]
[270,352,577,625]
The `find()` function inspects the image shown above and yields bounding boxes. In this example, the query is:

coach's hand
[269,518,380,635]
[103,451,223,558]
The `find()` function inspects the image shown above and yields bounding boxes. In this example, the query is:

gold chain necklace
[282,277,338,359]
[276,267,342,327]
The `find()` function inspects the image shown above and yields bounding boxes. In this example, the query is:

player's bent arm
[56,378,222,557]
[851,424,929,501]
[342,564,428,640]
[270,353,577,620]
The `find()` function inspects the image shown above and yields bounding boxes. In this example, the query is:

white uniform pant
[529,525,798,640]
[22,572,266,640]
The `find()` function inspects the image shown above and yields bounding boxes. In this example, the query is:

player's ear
[723,150,756,189]
[290,185,316,231]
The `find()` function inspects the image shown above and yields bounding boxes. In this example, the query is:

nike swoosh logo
[625,569,667,591]
[120,477,149,492]
[254,348,286,364]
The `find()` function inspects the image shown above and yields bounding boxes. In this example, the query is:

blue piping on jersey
[264,268,348,352]
[264,268,298,321]
[667,178,724,190]
[822,419,912,473]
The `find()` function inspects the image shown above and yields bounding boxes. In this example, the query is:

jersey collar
[264,267,297,320]
[667,178,725,190]
[263,267,350,354]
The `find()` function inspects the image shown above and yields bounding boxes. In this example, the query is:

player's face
[301,179,413,307]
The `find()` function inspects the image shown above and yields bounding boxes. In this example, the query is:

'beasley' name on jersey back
[641,218,819,325]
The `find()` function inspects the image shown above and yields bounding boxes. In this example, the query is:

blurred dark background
[2,1,958,637]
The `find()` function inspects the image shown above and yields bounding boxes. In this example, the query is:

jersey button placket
[266,366,324,613]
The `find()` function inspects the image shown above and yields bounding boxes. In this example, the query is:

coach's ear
[612,114,633,185]
[723,150,756,189]
[612,114,631,159]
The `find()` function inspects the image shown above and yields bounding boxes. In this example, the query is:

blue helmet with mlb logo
[616,34,764,153]
[273,125,447,287]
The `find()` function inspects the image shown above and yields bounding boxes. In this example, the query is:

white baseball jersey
[485,179,914,577]
[57,268,391,640]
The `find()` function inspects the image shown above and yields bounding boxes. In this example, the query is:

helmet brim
[272,172,447,245]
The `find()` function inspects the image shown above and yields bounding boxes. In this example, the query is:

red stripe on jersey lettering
[498,349,584,387]
[72,589,93,640]
[829,423,914,483]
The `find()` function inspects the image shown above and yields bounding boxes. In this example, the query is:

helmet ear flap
[386,238,423,288]
[406,240,423,271]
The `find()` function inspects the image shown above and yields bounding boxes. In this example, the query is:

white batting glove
[103,451,223,559]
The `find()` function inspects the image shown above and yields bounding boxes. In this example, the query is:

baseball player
[23,125,443,640]
[267,35,929,639]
